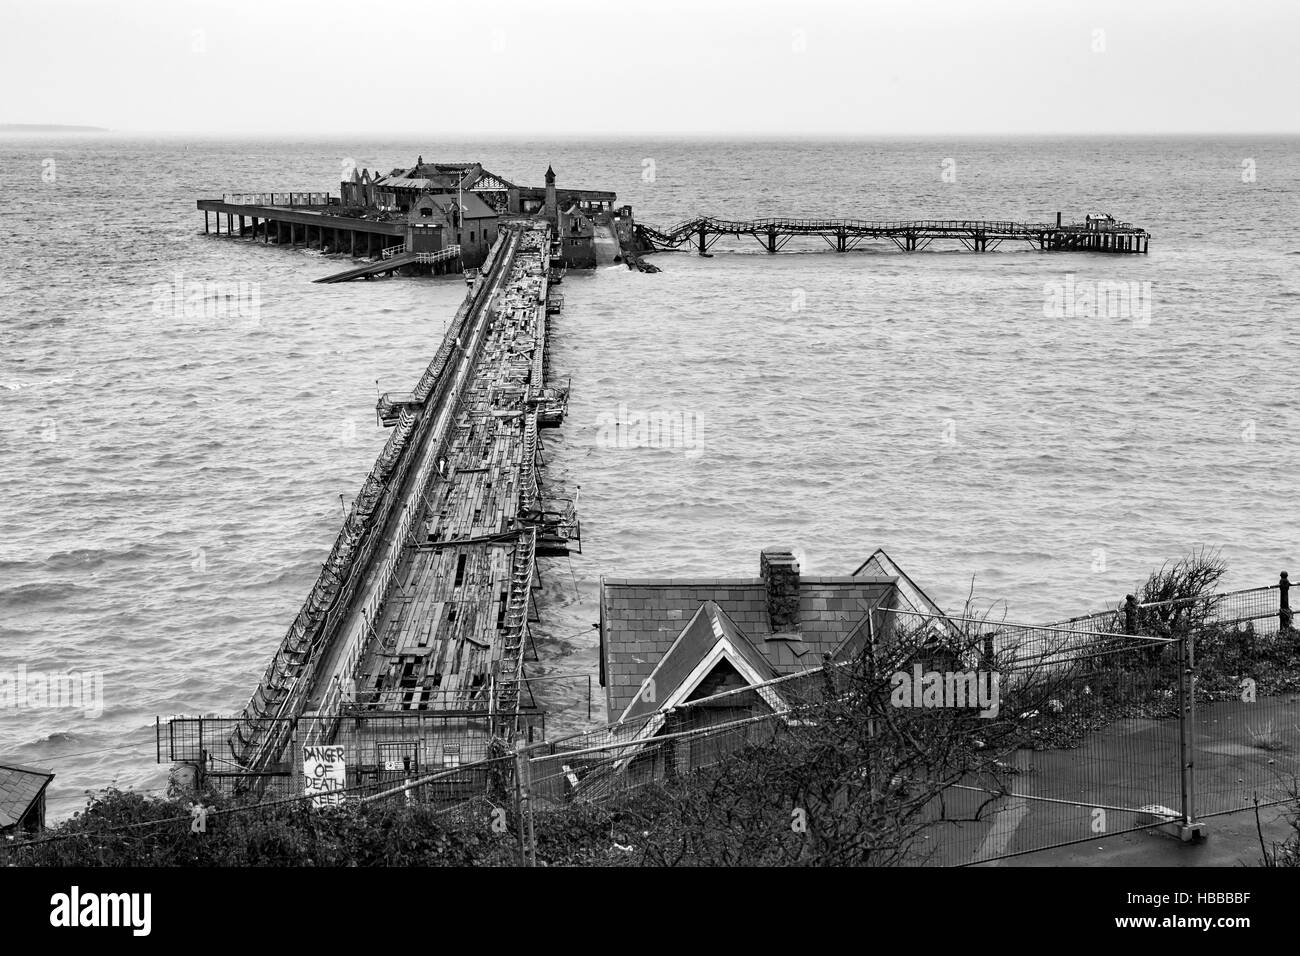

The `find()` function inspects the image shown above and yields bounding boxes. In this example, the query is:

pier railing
[229,230,524,777]
[637,215,1150,253]
[415,244,461,264]
[221,192,333,207]
[377,236,509,419]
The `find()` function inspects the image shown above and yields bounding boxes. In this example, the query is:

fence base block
[1138,804,1207,842]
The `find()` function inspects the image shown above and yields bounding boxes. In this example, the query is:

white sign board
[303,745,347,807]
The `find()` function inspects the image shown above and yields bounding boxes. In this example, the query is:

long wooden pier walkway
[219,221,576,782]
[637,214,1149,255]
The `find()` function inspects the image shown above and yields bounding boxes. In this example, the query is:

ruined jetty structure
[635,212,1149,255]
[197,159,630,283]
[163,157,1152,797]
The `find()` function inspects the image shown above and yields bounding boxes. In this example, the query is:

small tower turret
[544,164,557,225]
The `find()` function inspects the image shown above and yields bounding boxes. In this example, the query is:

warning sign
[303,745,347,807]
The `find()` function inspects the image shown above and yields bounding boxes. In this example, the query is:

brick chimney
[761,549,800,633]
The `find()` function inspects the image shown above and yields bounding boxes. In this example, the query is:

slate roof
[407,192,499,223]
[379,163,517,193]
[619,601,778,723]
[854,548,947,617]
[0,761,53,829]
[601,573,898,718]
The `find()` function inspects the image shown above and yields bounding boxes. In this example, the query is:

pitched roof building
[0,761,54,834]
[599,548,943,723]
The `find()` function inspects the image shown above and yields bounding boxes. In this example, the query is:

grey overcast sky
[2,0,1296,136]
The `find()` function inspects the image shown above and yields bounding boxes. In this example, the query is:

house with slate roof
[599,548,949,726]
[0,761,54,835]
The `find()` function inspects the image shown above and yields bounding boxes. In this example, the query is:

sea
[1,134,1296,818]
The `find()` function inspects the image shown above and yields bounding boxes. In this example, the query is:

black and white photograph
[0,0,1295,931]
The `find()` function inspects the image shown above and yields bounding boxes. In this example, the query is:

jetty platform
[199,194,408,256]
[637,213,1149,254]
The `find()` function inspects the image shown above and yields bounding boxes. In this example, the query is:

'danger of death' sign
[303,745,347,807]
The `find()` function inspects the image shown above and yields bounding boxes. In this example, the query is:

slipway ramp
[314,252,418,283]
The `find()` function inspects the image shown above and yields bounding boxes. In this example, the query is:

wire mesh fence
[159,709,542,801]
[1037,580,1300,821]
[126,580,1300,866]
[0,750,522,867]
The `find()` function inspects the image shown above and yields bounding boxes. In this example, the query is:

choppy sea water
[1,135,1297,817]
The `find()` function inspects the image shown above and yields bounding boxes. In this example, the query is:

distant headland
[0,123,108,133]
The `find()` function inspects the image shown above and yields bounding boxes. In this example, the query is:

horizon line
[4,127,1300,140]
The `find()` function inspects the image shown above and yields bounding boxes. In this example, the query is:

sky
[2,0,1296,136]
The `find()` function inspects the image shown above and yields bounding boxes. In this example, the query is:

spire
[545,164,556,183]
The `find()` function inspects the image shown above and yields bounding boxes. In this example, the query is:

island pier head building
[199,157,622,271]
[338,159,619,268]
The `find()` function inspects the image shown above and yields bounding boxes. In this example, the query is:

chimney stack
[761,549,800,632]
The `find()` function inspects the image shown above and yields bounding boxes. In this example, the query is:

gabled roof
[619,601,778,724]
[853,548,947,617]
[0,761,53,829]
[406,191,499,222]
[601,574,897,718]
[853,547,966,647]
[455,191,500,220]
[376,161,517,192]
[469,170,516,191]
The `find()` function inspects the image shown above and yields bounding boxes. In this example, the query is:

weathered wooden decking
[211,223,573,778]
[355,241,554,713]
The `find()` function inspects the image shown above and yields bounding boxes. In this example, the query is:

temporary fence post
[1176,631,1203,841]
[197,716,205,790]
[513,736,536,866]
[1280,571,1292,631]
[1124,594,1138,635]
